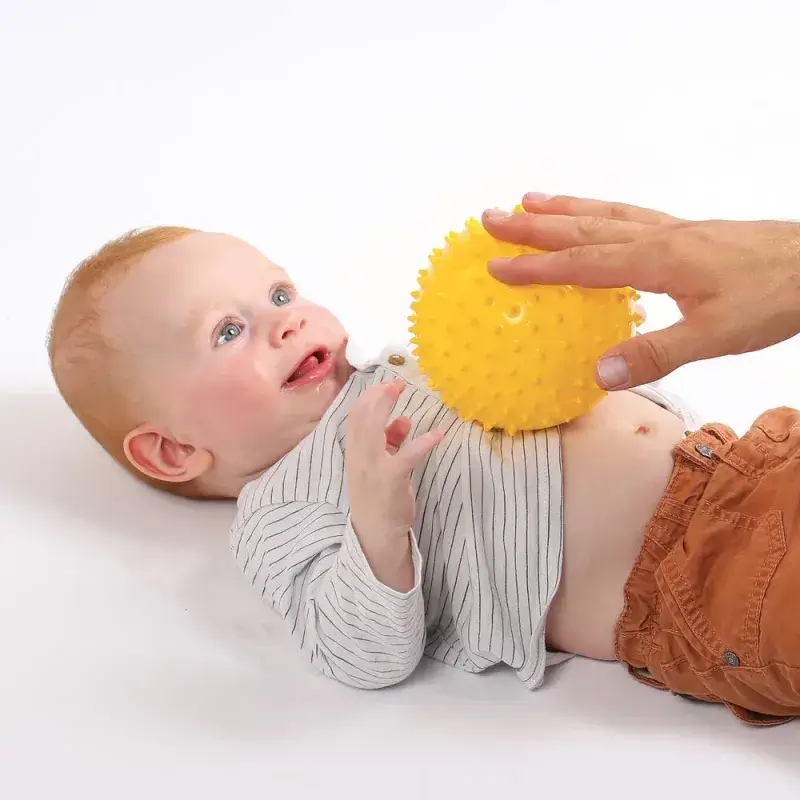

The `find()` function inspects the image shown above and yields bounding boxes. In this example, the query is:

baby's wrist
[350,513,414,593]
[351,506,408,542]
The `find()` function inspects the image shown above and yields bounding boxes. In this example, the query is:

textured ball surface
[408,213,642,433]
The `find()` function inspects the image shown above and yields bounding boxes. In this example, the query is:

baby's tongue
[291,354,318,381]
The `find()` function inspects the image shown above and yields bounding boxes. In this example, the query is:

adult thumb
[595,321,703,389]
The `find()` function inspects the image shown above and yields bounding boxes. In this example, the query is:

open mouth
[284,348,332,387]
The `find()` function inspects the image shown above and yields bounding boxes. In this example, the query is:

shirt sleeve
[231,501,426,689]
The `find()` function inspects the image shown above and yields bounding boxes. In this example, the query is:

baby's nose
[272,312,306,344]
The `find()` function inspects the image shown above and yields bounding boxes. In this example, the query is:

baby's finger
[352,379,405,450]
[385,416,412,454]
[520,193,678,226]
[395,430,444,472]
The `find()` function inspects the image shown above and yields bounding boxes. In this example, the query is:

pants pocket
[654,506,786,671]
[751,407,800,444]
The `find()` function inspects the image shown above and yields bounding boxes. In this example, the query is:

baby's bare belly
[545,390,687,661]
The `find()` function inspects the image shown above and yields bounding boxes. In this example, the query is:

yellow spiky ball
[408,209,642,433]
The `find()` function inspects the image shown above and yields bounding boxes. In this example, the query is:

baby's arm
[231,501,425,689]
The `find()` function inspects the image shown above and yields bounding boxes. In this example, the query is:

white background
[2,0,800,797]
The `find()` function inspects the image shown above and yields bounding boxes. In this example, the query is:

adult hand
[481,193,800,390]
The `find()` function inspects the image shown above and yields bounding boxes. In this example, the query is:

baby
[48,226,800,726]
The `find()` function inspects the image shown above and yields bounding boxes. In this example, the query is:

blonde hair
[47,226,215,499]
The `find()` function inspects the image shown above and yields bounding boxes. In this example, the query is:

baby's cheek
[183,367,273,435]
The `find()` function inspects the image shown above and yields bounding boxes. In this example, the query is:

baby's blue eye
[271,287,292,306]
[216,321,242,345]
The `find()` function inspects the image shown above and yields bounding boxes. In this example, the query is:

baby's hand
[347,379,443,542]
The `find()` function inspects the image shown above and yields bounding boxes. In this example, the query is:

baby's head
[48,228,352,499]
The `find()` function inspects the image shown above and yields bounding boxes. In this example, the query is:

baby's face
[103,232,351,494]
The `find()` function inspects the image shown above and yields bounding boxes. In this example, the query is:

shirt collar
[345,337,372,370]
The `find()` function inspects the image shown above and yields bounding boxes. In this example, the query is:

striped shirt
[230,343,700,690]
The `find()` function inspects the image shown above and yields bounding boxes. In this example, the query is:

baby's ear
[123,425,212,484]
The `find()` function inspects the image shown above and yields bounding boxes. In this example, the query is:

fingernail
[524,192,553,203]
[596,355,630,389]
[483,209,512,220]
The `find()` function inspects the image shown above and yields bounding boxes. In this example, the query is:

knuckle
[679,223,714,247]
[637,234,676,279]
[649,234,675,258]
[607,203,634,221]
[575,215,607,241]
[662,220,701,249]
[637,335,677,375]
[564,244,595,266]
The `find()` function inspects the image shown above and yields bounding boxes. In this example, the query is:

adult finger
[482,209,648,251]
[487,242,666,293]
[595,319,718,389]
[520,193,678,225]
[396,430,444,472]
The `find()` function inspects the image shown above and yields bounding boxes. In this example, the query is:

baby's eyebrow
[185,301,241,340]
[184,304,216,340]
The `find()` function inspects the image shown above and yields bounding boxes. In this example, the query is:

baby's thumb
[595,321,703,390]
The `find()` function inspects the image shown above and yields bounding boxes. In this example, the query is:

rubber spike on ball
[408,207,643,433]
